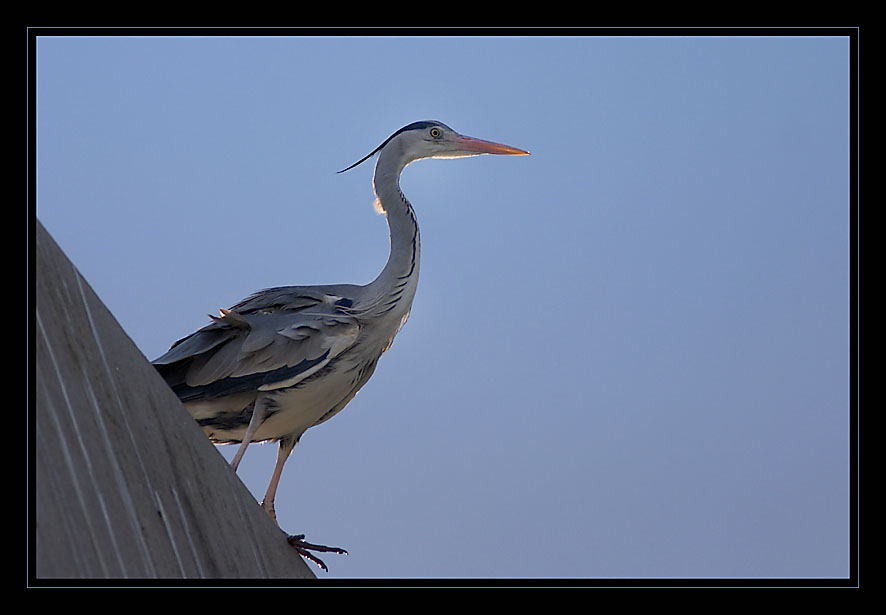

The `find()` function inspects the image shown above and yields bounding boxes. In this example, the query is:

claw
[286,533,348,572]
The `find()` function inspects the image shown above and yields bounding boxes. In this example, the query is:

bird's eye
[429,127,442,138]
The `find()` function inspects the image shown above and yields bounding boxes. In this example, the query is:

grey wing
[231,283,363,313]
[153,288,361,402]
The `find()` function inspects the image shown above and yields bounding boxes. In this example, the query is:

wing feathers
[153,289,362,402]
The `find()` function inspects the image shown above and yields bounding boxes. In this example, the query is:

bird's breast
[252,350,369,441]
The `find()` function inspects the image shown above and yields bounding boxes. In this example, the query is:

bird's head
[338,120,529,174]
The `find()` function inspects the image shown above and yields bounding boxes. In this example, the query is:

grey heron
[153,120,529,570]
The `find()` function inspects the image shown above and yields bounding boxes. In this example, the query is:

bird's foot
[285,533,348,572]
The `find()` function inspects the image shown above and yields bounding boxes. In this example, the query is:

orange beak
[454,135,530,156]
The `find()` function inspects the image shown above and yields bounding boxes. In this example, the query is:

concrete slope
[34,220,314,579]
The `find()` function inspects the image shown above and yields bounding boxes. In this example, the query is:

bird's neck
[366,150,421,313]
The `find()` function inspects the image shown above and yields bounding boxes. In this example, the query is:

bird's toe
[285,533,348,572]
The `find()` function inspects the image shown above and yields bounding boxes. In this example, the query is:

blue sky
[36,33,851,579]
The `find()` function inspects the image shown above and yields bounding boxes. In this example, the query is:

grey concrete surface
[34,220,315,579]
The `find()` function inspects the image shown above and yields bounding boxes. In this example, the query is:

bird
[152,120,529,570]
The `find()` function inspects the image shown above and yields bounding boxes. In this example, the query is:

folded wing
[153,287,361,402]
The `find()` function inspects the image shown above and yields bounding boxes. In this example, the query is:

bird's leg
[230,398,268,472]
[261,436,348,572]
[260,437,295,524]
